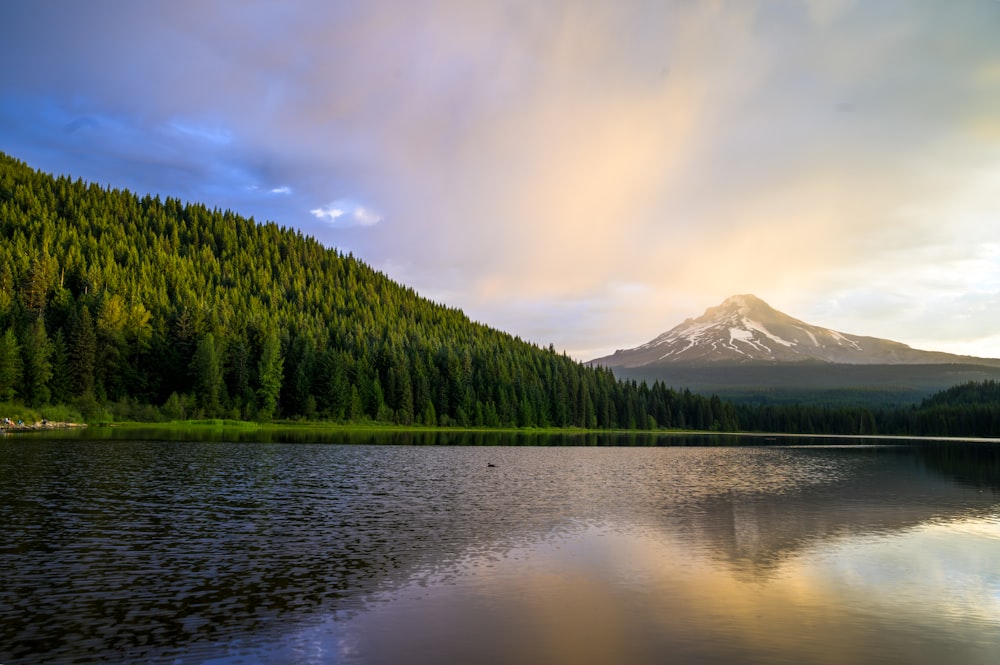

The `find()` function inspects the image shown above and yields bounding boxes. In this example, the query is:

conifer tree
[256,331,283,421]
[69,305,96,398]
[48,329,70,405]
[0,327,21,401]
[190,333,223,417]
[21,317,53,405]
[225,336,253,414]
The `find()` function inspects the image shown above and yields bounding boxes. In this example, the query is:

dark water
[2,431,999,664]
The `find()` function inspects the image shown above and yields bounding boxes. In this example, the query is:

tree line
[1,152,996,438]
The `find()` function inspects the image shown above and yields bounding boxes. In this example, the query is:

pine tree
[225,335,253,414]
[21,317,53,405]
[190,333,223,417]
[48,329,71,405]
[348,385,365,422]
[69,305,96,398]
[0,327,22,401]
[256,331,283,421]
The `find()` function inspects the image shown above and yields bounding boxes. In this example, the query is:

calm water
[2,431,999,664]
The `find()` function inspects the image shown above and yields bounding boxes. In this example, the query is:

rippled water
[2,432,999,664]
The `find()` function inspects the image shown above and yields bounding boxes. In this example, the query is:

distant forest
[1,152,998,438]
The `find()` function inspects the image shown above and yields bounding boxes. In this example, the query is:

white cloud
[352,207,382,227]
[310,205,346,223]
[310,199,383,228]
[269,185,292,195]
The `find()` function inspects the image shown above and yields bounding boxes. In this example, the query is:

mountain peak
[590,295,982,368]
[721,293,765,309]
[711,294,777,318]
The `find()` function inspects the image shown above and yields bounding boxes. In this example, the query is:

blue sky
[2,1,1000,359]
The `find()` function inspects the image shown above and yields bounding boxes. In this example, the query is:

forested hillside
[0,152,728,428]
[726,380,1000,439]
[900,380,1000,437]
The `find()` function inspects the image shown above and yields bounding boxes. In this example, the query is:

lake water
[2,430,999,664]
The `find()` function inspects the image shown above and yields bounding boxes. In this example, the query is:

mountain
[589,295,1000,406]
[590,294,999,367]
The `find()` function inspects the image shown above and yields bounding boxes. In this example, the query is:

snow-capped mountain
[590,294,992,367]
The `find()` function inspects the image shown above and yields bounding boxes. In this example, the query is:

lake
[2,430,999,664]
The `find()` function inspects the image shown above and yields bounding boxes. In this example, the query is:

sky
[2,0,1000,360]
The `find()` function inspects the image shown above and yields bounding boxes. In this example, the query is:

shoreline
[2,419,998,444]
[1,421,88,433]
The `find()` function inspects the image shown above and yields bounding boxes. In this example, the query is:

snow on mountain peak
[720,294,764,311]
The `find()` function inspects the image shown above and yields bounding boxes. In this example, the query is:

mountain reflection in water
[1,434,998,664]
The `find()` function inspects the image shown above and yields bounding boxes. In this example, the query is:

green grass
[85,418,699,436]
[0,402,85,425]
[3,401,707,437]
[0,402,41,424]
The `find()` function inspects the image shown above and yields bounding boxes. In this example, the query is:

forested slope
[0,152,728,428]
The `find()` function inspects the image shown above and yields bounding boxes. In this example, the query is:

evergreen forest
[0,152,719,429]
[1,152,997,438]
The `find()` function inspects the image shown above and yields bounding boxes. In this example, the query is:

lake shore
[1,420,87,433]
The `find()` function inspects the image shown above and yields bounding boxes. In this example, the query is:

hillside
[611,362,1000,408]
[0,152,687,428]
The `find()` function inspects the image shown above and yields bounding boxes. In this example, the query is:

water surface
[1,432,998,664]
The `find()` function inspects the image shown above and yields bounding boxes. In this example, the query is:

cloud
[310,199,383,228]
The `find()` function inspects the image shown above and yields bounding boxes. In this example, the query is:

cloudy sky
[2,1,999,359]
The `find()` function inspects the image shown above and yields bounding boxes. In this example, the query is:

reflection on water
[294,518,1000,665]
[1,434,998,664]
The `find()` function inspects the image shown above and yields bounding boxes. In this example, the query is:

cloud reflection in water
[259,514,1000,665]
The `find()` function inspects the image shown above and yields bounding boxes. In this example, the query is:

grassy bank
[95,419,668,435]
[0,402,86,427]
[1,399,707,437]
